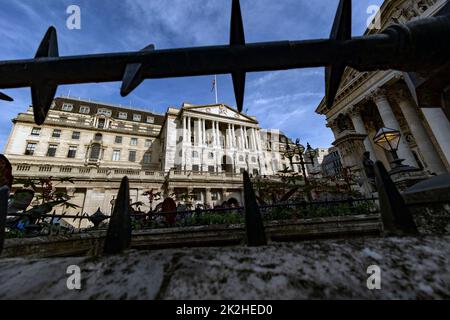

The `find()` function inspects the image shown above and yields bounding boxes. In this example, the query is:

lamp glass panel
[373,128,401,152]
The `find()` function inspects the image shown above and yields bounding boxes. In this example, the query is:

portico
[168,104,266,176]
[316,0,449,194]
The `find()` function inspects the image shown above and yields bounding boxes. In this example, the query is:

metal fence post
[243,171,267,246]
[373,161,418,236]
[104,177,132,255]
[0,186,9,256]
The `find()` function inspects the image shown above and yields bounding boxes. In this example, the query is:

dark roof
[52,97,165,126]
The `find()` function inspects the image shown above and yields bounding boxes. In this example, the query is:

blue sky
[0,0,383,152]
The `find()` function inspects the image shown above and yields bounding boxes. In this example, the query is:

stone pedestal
[390,169,429,191]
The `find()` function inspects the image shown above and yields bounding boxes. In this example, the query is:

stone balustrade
[11,162,250,183]
[169,170,243,182]
[12,162,167,182]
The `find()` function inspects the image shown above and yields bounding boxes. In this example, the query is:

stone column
[349,107,377,161]
[222,188,228,202]
[243,128,248,150]
[421,107,450,168]
[252,128,258,151]
[240,127,245,150]
[232,124,237,149]
[203,119,207,147]
[394,90,447,174]
[230,124,234,148]
[218,123,223,149]
[187,117,192,146]
[196,119,200,146]
[183,116,187,144]
[205,188,212,205]
[213,122,218,147]
[255,129,262,152]
[227,124,232,149]
[371,89,417,167]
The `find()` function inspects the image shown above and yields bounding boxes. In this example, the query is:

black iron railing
[1,198,379,237]
[3,197,379,236]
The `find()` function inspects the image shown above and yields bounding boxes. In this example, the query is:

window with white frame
[25,143,37,155]
[72,131,80,140]
[97,118,106,129]
[89,144,101,161]
[118,112,128,120]
[47,144,57,157]
[146,116,155,124]
[62,103,73,111]
[52,129,61,138]
[130,138,138,146]
[67,146,77,159]
[211,191,220,201]
[79,106,90,114]
[143,152,151,164]
[112,150,121,162]
[31,127,41,136]
[145,139,153,148]
[129,150,137,162]
[97,108,112,117]
[133,114,142,122]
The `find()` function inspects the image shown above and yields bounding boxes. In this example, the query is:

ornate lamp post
[283,139,317,201]
[373,127,418,174]
[283,139,317,184]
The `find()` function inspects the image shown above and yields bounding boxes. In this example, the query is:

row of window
[183,151,257,163]
[32,127,80,140]
[60,103,155,123]
[31,128,152,147]
[185,165,259,176]
[25,143,152,163]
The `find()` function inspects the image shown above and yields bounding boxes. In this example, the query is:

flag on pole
[212,75,218,104]
[211,77,216,93]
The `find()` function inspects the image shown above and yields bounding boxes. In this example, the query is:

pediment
[183,104,257,123]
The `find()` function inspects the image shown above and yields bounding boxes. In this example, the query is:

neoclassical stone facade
[316,0,450,193]
[4,97,300,220]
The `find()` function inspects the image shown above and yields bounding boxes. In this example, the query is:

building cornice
[13,114,161,138]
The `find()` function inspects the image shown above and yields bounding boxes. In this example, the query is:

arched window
[90,143,101,161]
[94,133,103,141]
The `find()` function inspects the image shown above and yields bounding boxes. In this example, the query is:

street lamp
[282,139,317,186]
[305,143,317,167]
[373,127,417,174]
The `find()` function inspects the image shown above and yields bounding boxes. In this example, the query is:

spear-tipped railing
[0,0,449,125]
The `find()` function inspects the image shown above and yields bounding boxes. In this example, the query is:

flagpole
[214,75,218,104]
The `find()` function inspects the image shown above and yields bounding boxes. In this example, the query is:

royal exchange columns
[371,89,417,167]
[393,90,447,174]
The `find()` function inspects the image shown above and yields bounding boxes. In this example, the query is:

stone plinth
[404,174,450,235]
[390,169,430,191]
